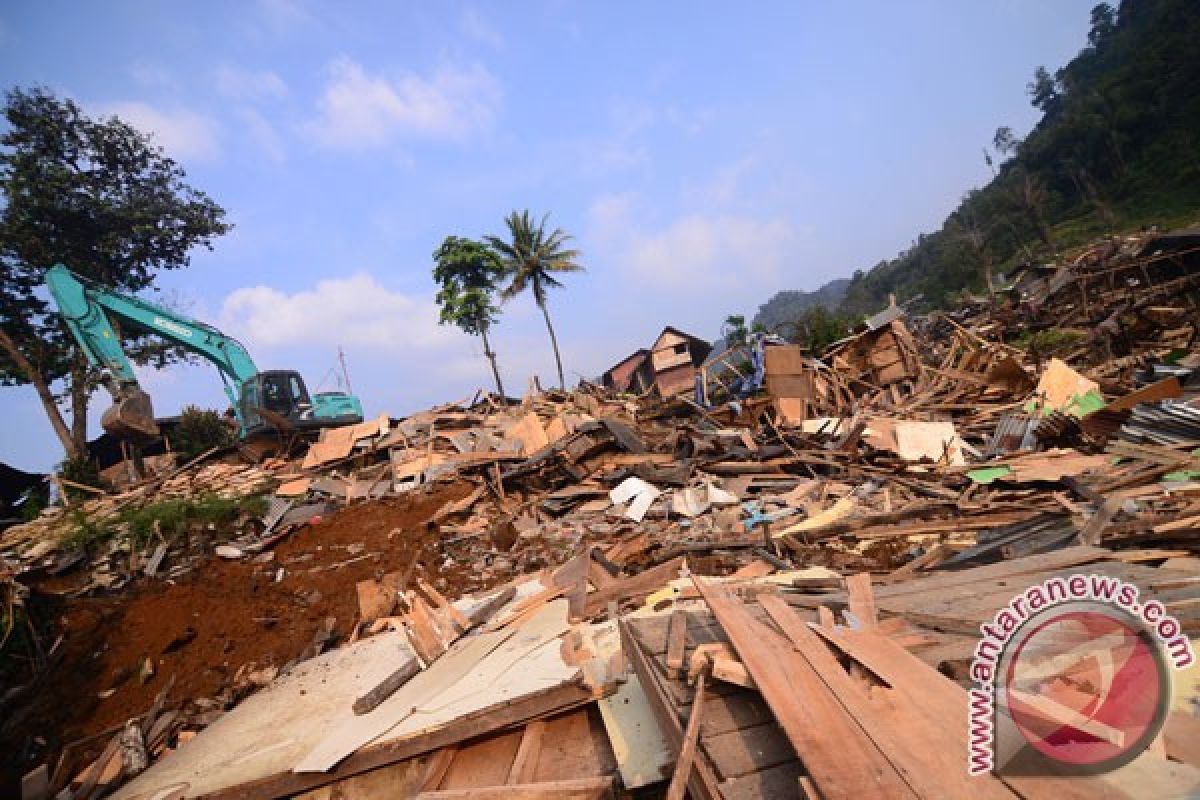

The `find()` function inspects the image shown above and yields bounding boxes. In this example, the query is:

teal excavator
[45,264,364,440]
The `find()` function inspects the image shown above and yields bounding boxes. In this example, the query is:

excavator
[45,264,364,441]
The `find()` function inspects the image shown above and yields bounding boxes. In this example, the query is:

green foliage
[432,236,509,395]
[120,493,267,547]
[484,210,583,389]
[171,405,236,460]
[58,455,102,501]
[61,493,266,552]
[0,86,230,458]
[838,0,1200,316]
[721,314,748,347]
[432,237,505,337]
[788,306,855,353]
[19,493,44,521]
[484,210,583,307]
[1012,328,1088,356]
[61,508,116,551]
[753,279,850,333]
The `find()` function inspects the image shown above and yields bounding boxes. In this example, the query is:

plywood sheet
[111,631,419,799]
[298,600,573,773]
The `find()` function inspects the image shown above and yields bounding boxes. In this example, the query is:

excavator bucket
[101,389,160,439]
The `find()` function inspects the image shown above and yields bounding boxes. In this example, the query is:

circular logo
[1001,602,1169,773]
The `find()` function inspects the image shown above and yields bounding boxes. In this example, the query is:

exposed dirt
[0,481,477,794]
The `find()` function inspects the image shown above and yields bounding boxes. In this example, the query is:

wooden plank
[619,620,723,800]
[757,595,1017,800]
[587,559,618,591]
[845,572,877,629]
[20,765,49,800]
[507,721,545,785]
[1166,710,1200,766]
[418,577,471,632]
[416,776,613,800]
[810,623,1123,800]
[407,594,450,664]
[689,690,776,740]
[532,708,616,783]
[710,655,756,690]
[437,731,524,789]
[789,546,1115,611]
[421,748,458,792]
[665,610,688,679]
[295,755,432,800]
[693,578,915,798]
[353,658,422,715]
[666,671,708,800]
[583,557,685,617]
[717,759,805,800]
[701,722,799,781]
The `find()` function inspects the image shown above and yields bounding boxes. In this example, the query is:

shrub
[58,455,103,501]
[171,405,236,461]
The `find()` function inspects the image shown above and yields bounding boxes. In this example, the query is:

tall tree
[432,236,508,397]
[0,87,230,461]
[484,210,583,389]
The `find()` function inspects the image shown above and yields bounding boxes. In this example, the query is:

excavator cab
[238,370,363,437]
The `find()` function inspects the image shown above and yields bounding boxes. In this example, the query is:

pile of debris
[4,227,1200,798]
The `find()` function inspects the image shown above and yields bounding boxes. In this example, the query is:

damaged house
[602,326,713,397]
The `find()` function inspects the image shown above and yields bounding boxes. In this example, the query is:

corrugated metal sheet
[1118,401,1200,446]
[986,413,1038,456]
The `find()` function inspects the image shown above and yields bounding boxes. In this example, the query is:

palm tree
[485,210,583,389]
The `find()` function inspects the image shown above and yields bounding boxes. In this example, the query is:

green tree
[1027,66,1061,115]
[432,236,508,397]
[721,314,749,347]
[171,405,236,460]
[485,210,583,389]
[791,306,852,353]
[0,87,230,460]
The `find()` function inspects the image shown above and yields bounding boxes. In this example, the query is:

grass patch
[1011,328,1088,355]
[61,493,268,552]
[120,494,268,547]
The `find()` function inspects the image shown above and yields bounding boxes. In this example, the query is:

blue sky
[1,0,1097,471]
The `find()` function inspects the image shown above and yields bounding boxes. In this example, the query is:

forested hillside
[752,279,849,333]
[836,0,1200,315]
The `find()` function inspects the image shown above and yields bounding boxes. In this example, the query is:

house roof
[602,348,650,377]
[652,326,712,350]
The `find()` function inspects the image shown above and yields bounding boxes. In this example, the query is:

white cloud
[128,60,177,90]
[256,0,312,32]
[460,8,504,50]
[587,192,637,243]
[215,64,288,99]
[690,156,756,206]
[239,108,286,162]
[219,273,456,351]
[306,57,502,148]
[101,102,222,161]
[620,214,799,293]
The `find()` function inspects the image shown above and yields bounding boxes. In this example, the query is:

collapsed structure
[2,228,1200,798]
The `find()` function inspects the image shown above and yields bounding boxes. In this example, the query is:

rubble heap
[3,228,1200,799]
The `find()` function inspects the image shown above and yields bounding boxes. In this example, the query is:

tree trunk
[539,302,566,390]
[479,325,506,399]
[0,327,81,460]
[69,357,90,457]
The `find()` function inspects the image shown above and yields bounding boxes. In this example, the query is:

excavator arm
[45,264,260,438]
